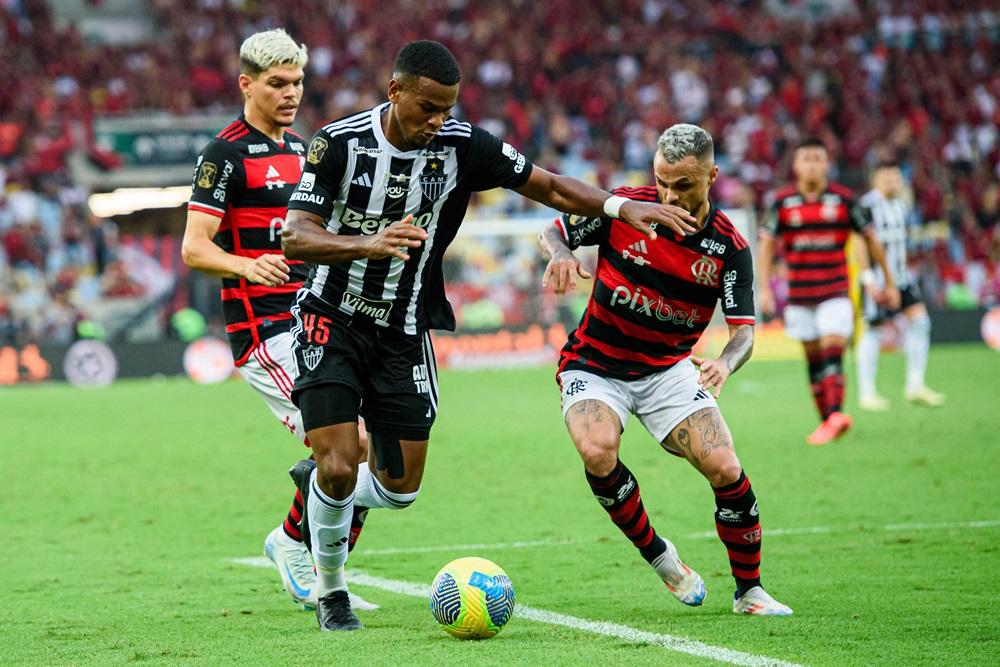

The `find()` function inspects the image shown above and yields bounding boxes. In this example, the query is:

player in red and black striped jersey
[757,137,899,445]
[539,124,792,616]
[182,29,373,615]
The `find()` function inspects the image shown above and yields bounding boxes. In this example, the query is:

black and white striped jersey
[286,103,533,335]
[859,188,913,287]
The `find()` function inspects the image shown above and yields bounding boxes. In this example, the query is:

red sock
[806,350,827,419]
[821,344,845,415]
[282,488,304,541]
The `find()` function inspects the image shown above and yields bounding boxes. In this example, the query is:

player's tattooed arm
[690,324,753,398]
[540,223,591,296]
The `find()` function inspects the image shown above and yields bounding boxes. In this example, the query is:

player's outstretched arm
[514,166,697,240]
[282,211,428,264]
[182,209,289,286]
[538,222,591,296]
[690,324,754,398]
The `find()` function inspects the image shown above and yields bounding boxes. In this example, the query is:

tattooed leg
[565,399,624,477]
[663,408,742,488]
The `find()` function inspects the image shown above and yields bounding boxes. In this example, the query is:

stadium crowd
[1,0,999,344]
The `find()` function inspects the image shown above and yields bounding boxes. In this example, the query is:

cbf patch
[307,137,329,165]
[197,162,218,189]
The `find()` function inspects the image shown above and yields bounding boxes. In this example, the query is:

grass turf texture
[1,343,997,666]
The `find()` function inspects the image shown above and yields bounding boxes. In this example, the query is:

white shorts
[783,297,854,341]
[237,331,307,445]
[559,360,718,454]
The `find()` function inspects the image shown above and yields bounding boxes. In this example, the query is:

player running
[280,40,698,631]
[757,138,900,445]
[539,123,792,616]
[182,29,371,613]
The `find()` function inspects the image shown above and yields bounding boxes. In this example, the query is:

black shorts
[290,292,437,440]
[863,283,923,325]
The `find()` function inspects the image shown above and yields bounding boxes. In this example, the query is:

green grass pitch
[2,343,998,666]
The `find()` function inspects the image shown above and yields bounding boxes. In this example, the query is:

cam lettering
[289,192,325,205]
[608,285,701,327]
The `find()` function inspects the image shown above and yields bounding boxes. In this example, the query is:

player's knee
[910,313,931,335]
[576,438,619,476]
[314,454,359,492]
[703,455,742,489]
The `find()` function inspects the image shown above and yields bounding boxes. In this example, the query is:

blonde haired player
[183,29,372,613]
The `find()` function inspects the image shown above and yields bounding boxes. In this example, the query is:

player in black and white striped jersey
[856,162,945,410]
[280,40,699,632]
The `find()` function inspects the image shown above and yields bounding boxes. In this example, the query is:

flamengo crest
[691,257,719,286]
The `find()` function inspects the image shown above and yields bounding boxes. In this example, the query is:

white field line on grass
[230,557,804,667]
[684,519,1000,540]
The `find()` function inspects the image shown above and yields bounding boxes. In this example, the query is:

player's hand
[618,200,697,241]
[690,355,732,398]
[242,253,290,287]
[885,284,901,310]
[543,250,592,295]
[363,214,429,261]
[758,285,776,317]
[869,284,888,307]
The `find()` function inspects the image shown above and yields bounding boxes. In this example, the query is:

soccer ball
[429,557,515,639]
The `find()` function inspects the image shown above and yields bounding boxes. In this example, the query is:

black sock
[713,471,762,597]
[587,460,666,564]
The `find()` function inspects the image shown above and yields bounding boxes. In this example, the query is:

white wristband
[860,269,876,287]
[603,195,629,219]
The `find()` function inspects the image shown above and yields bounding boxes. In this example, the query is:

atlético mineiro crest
[420,161,446,201]
[302,345,324,371]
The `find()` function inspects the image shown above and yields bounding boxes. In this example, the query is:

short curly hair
[393,40,461,86]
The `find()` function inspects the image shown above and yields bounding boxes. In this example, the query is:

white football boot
[733,586,793,615]
[264,526,318,610]
[650,538,706,606]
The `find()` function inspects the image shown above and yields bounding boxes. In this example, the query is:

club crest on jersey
[419,161,446,201]
[385,172,412,199]
[302,345,323,371]
[691,257,720,287]
[307,137,329,165]
[197,162,217,189]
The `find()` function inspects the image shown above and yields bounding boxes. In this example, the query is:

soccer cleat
[316,590,365,631]
[264,526,318,610]
[905,386,945,407]
[650,538,706,606]
[806,411,852,445]
[733,586,793,616]
[858,394,891,412]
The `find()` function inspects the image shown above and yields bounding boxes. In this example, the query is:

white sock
[354,465,420,510]
[307,468,353,595]
[857,326,882,398]
[905,314,931,392]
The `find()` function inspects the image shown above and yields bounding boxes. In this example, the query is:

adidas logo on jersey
[621,239,651,267]
[351,172,372,188]
[265,165,281,178]
[694,389,711,401]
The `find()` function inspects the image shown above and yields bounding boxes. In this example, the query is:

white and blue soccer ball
[429,557,515,639]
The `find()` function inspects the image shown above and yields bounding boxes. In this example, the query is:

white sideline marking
[345,570,804,667]
[686,519,1000,540]
[356,539,575,556]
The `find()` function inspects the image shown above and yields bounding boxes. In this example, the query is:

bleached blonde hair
[239,29,308,77]
[657,123,714,166]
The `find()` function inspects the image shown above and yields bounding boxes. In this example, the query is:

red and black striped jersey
[556,186,755,380]
[760,183,871,306]
[188,116,309,365]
